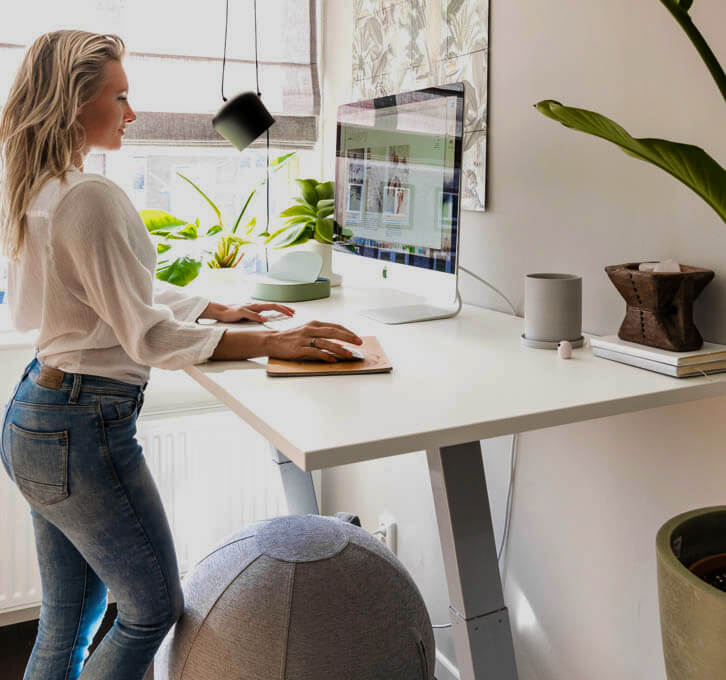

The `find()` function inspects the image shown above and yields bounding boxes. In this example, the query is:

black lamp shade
[212,92,275,151]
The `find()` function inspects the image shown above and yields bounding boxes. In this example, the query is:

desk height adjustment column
[426,442,518,680]
[271,447,319,515]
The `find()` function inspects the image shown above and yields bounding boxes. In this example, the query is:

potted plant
[139,152,295,286]
[534,0,725,224]
[657,506,726,678]
[264,178,352,286]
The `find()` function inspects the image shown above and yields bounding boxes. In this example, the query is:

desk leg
[427,442,518,680]
[270,446,319,515]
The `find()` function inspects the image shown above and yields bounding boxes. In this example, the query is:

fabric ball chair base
[155,514,435,679]
[657,506,726,679]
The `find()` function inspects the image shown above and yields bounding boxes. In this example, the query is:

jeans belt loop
[69,373,82,404]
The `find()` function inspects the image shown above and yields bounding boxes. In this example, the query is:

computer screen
[333,83,464,276]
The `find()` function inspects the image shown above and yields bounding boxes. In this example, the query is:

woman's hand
[266,320,363,363]
[199,301,295,323]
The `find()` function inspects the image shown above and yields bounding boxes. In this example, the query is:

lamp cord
[221,0,229,101]
[221,0,262,99]
[253,0,260,96]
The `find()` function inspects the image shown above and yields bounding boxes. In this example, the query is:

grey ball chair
[155,514,435,679]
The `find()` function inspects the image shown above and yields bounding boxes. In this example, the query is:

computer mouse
[320,347,365,361]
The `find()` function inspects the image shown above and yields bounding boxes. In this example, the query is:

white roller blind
[0,0,320,147]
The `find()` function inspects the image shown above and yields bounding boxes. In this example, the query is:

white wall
[320,1,726,678]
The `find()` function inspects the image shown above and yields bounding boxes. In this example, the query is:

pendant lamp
[212,0,274,150]
[212,0,274,271]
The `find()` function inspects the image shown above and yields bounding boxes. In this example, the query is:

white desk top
[186,284,726,471]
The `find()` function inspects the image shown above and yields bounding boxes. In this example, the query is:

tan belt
[36,365,66,390]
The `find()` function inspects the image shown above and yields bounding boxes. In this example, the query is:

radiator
[0,409,286,622]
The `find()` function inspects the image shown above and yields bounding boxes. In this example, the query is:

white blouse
[8,168,225,385]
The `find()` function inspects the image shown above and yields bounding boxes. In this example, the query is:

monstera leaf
[535,101,726,223]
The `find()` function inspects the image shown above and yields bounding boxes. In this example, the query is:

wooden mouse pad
[266,336,392,377]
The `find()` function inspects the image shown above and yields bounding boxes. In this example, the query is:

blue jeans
[0,358,183,680]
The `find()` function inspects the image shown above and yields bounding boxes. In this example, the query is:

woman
[0,30,361,680]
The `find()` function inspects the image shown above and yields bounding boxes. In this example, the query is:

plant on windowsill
[264,178,352,286]
[534,0,725,224]
[139,152,295,286]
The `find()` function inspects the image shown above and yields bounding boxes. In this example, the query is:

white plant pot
[198,266,244,297]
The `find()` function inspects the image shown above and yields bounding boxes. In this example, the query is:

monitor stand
[359,301,460,324]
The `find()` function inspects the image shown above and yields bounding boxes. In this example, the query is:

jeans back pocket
[9,423,69,505]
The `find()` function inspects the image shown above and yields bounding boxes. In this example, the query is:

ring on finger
[310,337,317,348]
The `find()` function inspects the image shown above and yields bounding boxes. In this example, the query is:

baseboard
[435,649,460,680]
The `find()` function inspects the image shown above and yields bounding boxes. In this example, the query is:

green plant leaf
[176,172,222,225]
[270,152,296,168]
[314,217,334,243]
[280,230,313,248]
[316,198,335,209]
[156,256,202,286]
[175,222,199,239]
[206,224,223,236]
[232,190,255,233]
[280,204,315,219]
[139,209,186,232]
[243,216,258,236]
[316,205,334,219]
[535,100,726,223]
[675,0,693,10]
[265,222,309,248]
[315,182,334,200]
[156,243,171,254]
[283,215,314,226]
[295,178,319,207]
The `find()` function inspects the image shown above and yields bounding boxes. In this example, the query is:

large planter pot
[656,506,726,679]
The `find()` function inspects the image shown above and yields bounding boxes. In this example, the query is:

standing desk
[184,284,726,680]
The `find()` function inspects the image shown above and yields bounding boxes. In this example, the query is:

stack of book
[590,335,726,378]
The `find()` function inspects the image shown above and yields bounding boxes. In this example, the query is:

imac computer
[333,82,464,324]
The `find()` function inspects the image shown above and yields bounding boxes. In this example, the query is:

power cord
[458,265,517,316]
[432,266,520,632]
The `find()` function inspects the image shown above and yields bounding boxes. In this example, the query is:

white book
[589,335,726,367]
[592,347,726,378]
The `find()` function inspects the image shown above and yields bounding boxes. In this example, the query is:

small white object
[653,258,680,273]
[639,262,657,272]
[558,340,573,359]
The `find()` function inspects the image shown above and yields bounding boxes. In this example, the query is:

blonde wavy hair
[0,30,125,260]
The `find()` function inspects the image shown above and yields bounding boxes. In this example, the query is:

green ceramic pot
[656,506,726,679]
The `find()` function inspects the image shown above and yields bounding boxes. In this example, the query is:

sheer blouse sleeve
[49,180,224,370]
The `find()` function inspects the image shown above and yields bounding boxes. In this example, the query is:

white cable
[459,265,517,317]
[430,267,520,631]
[457,264,519,566]
[497,433,519,564]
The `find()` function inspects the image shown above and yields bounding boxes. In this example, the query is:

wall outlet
[375,514,397,554]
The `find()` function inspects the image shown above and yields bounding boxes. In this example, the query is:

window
[0,0,321,289]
